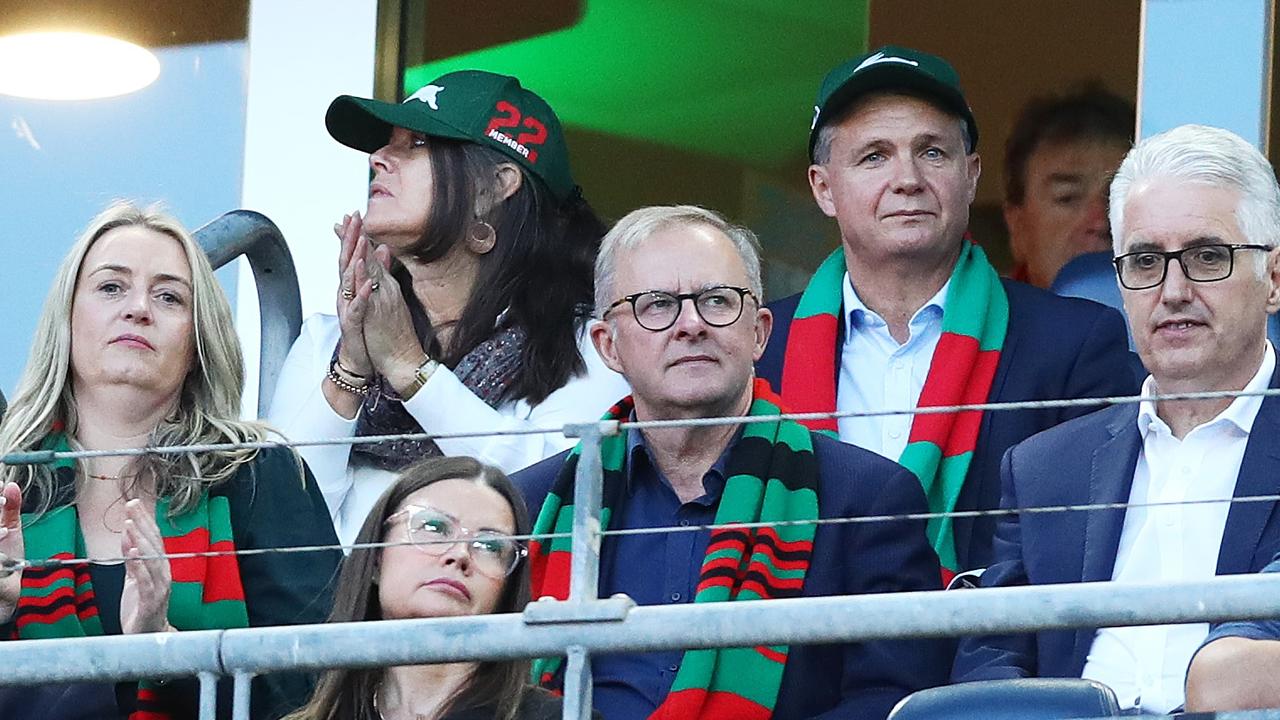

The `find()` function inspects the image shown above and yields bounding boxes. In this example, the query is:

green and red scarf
[778,242,1008,576]
[10,434,250,720]
[529,380,818,720]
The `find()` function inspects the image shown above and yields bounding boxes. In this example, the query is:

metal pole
[197,671,219,720]
[558,424,606,720]
[562,645,591,720]
[568,425,604,603]
[232,670,253,720]
[215,574,1280,675]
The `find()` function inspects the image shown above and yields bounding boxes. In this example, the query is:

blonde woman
[0,202,340,720]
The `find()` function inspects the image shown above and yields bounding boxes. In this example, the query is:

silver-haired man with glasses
[953,124,1280,715]
[514,205,952,720]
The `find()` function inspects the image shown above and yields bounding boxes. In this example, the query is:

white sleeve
[264,313,357,519]
[401,329,630,473]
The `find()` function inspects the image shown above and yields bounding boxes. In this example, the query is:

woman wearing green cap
[267,71,629,544]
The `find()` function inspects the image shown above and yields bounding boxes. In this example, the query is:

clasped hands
[334,212,430,397]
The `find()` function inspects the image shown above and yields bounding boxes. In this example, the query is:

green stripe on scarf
[12,433,250,720]
[529,380,818,720]
[779,242,1008,573]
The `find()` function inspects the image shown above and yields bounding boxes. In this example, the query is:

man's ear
[966,152,982,204]
[589,319,626,375]
[808,164,838,218]
[752,306,774,362]
[1265,246,1280,314]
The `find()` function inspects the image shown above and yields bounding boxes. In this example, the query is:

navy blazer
[757,278,1139,571]
[951,363,1280,681]
[513,431,953,720]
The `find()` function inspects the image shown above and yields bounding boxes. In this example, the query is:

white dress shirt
[1081,342,1275,713]
[836,272,948,459]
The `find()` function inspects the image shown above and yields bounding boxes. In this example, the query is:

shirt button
[670,592,682,602]
[678,519,690,527]
[1181,465,1192,474]
[668,664,679,673]
[888,429,901,439]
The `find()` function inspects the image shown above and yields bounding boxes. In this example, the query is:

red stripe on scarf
[942,348,1000,457]
[907,332,978,447]
[753,526,817,554]
[531,549,571,601]
[740,576,805,596]
[15,602,76,630]
[755,646,788,664]
[15,586,74,609]
[654,688,773,720]
[779,314,839,433]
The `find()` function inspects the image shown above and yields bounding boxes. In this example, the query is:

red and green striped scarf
[529,379,818,720]
[778,241,1008,575]
[11,434,250,720]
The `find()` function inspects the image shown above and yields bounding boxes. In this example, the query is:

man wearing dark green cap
[757,46,1138,576]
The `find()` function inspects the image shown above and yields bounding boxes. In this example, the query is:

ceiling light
[0,31,160,101]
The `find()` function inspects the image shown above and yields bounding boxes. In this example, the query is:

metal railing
[193,210,302,417]
[4,392,1280,717]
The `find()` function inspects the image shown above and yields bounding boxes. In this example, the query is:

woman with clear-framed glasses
[284,456,591,720]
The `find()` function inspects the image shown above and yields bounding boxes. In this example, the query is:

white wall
[238,0,379,416]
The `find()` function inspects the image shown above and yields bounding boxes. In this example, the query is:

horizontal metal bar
[1,575,1279,689]
[0,629,223,687]
[218,574,1280,675]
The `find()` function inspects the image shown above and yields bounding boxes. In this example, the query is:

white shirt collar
[842,272,950,338]
[1138,341,1275,437]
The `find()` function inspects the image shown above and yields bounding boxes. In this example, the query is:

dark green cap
[326,70,578,203]
[809,45,978,161]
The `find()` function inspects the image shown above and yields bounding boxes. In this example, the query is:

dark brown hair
[282,456,534,720]
[396,137,606,405]
[1004,83,1135,205]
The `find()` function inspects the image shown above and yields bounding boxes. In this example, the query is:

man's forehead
[1120,180,1244,249]
[615,224,747,286]
[828,96,968,153]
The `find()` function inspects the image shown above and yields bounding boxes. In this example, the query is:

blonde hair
[0,201,276,516]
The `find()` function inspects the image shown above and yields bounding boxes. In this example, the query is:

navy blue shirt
[514,428,953,720]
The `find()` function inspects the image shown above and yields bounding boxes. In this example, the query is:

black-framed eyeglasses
[386,504,527,578]
[1113,243,1273,290]
[603,285,757,332]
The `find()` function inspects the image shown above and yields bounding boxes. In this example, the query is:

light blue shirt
[837,272,948,460]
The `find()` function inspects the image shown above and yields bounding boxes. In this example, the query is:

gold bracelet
[327,358,369,396]
[399,354,439,401]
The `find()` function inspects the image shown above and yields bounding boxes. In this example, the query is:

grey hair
[593,205,764,317]
[1110,125,1280,263]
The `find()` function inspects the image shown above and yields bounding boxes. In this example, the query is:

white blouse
[267,313,631,543]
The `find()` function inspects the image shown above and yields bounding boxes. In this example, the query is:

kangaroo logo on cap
[811,105,821,130]
[405,84,444,110]
[853,51,919,74]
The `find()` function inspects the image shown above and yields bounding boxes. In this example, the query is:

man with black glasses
[953,125,1280,715]
[514,205,952,720]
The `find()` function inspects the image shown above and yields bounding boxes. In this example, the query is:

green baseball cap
[809,45,979,161]
[326,70,578,203]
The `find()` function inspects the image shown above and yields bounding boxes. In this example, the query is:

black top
[0,446,341,720]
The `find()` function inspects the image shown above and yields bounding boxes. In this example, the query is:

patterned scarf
[11,434,249,720]
[350,325,527,472]
[529,380,817,720]
[778,242,1008,575]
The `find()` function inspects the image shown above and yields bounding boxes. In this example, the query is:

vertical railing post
[232,670,254,720]
[563,423,605,720]
[197,671,219,720]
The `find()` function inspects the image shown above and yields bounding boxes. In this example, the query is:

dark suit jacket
[757,279,1139,571]
[951,364,1280,680]
[514,431,953,720]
